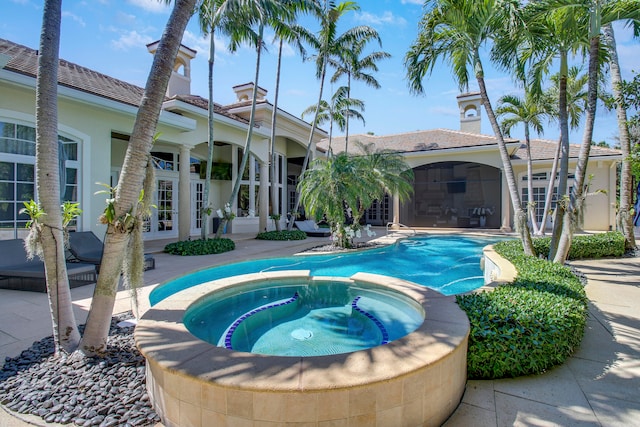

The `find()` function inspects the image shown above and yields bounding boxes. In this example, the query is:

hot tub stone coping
[135,270,470,392]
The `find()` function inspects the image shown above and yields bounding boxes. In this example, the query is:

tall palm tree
[548,0,639,263]
[604,22,637,250]
[496,90,546,234]
[268,1,319,232]
[197,0,244,239]
[301,85,365,154]
[214,0,297,238]
[537,66,590,236]
[405,0,535,255]
[329,36,390,151]
[495,0,585,259]
[33,0,81,355]
[288,0,381,230]
[79,0,198,356]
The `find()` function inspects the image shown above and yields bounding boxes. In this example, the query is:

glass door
[142,175,178,239]
[156,178,176,236]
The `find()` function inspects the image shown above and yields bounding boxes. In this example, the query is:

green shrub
[256,230,307,241]
[164,238,235,256]
[457,239,589,379]
[530,231,625,259]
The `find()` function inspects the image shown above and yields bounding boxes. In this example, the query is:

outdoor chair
[0,238,97,292]
[294,220,331,237]
[68,231,155,273]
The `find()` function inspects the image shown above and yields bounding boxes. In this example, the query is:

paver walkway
[1,232,639,426]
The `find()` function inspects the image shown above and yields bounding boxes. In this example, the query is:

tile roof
[318,129,519,154]
[0,38,246,123]
[319,130,621,162]
[513,138,621,161]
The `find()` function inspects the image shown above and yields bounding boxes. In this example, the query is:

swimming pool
[150,234,507,306]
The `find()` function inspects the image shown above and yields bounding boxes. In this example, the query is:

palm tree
[32,0,81,355]
[604,22,637,250]
[301,85,365,154]
[353,141,414,221]
[495,1,586,259]
[537,66,590,236]
[197,0,239,239]
[547,0,639,263]
[79,0,198,356]
[405,0,534,256]
[267,1,319,232]
[288,0,382,230]
[298,144,413,248]
[214,0,297,238]
[496,90,546,234]
[329,36,390,151]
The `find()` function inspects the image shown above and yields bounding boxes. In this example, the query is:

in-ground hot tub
[135,271,469,427]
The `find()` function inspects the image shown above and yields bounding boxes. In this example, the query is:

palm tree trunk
[475,60,534,256]
[554,35,600,263]
[217,24,265,238]
[538,136,562,236]
[524,126,539,235]
[202,27,216,239]
[36,0,81,354]
[287,54,327,231]
[603,23,636,250]
[344,72,351,152]
[80,0,197,356]
[549,52,570,260]
[269,39,284,232]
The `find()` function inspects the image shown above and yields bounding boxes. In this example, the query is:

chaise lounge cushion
[0,238,97,292]
[294,220,331,237]
[68,231,155,272]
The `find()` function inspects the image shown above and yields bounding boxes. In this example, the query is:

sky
[1,0,639,147]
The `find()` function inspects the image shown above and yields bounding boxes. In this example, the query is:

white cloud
[355,11,407,27]
[115,11,137,26]
[126,0,170,13]
[401,0,424,5]
[111,30,154,51]
[62,11,86,27]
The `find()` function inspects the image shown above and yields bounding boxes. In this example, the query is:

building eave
[1,68,196,131]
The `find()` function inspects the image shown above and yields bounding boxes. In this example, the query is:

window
[0,121,80,239]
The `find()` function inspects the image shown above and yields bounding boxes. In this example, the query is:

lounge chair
[0,238,97,292]
[68,231,155,273]
[294,220,331,237]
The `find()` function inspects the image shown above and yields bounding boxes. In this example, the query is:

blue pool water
[150,234,507,306]
[184,280,424,356]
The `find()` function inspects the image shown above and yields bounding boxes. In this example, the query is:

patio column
[179,144,191,241]
[500,170,512,232]
[259,160,269,232]
[393,194,400,225]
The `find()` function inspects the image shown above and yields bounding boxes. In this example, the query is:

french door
[142,175,178,239]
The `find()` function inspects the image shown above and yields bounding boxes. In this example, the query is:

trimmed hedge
[457,235,599,379]
[256,230,307,241]
[532,231,625,259]
[164,238,235,256]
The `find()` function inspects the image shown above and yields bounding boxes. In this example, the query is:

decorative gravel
[0,313,160,427]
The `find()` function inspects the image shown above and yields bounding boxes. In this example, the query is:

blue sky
[1,0,638,146]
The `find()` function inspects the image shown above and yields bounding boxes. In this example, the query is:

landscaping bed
[457,232,625,379]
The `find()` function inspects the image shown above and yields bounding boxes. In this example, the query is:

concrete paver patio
[1,231,639,426]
